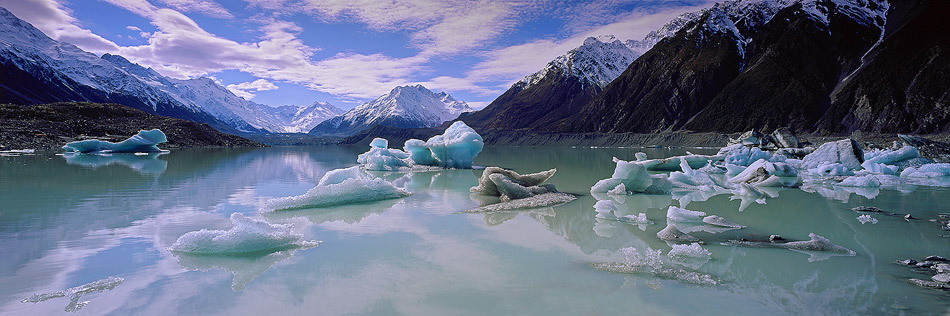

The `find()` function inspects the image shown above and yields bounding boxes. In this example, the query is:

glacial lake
[1,146,948,315]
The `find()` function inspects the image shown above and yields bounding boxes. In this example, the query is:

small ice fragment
[668,243,711,259]
[702,215,745,228]
[657,224,699,242]
[607,183,627,195]
[169,213,318,254]
[857,214,878,224]
[369,138,388,148]
[666,206,706,223]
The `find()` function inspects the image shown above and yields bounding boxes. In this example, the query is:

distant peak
[584,35,619,45]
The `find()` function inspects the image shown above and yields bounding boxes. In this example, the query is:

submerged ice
[169,213,319,254]
[723,233,856,262]
[21,276,124,312]
[62,129,167,153]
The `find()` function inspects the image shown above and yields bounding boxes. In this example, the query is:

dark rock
[769,234,784,242]
[924,255,949,262]
[904,214,914,220]
[0,103,262,150]
[898,135,950,163]
[899,259,918,266]
[852,206,884,213]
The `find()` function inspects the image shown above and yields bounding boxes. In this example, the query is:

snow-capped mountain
[0,7,335,134]
[557,0,943,134]
[460,35,640,130]
[258,102,345,133]
[518,35,640,91]
[310,85,472,136]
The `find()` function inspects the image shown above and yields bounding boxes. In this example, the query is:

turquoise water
[1,146,948,315]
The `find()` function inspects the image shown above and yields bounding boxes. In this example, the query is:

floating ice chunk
[593,200,653,225]
[718,144,771,166]
[669,157,722,190]
[264,177,410,211]
[728,159,798,187]
[862,146,919,168]
[900,163,950,178]
[0,149,35,156]
[169,213,318,254]
[668,243,711,259]
[424,121,484,169]
[317,166,365,186]
[462,192,576,213]
[369,138,388,148]
[800,139,864,170]
[471,167,556,196]
[591,157,672,194]
[357,143,411,171]
[666,206,706,223]
[403,139,439,166]
[836,175,881,188]
[723,233,856,262]
[640,154,723,171]
[857,214,878,224]
[62,129,167,153]
[657,224,699,242]
[489,173,557,201]
[21,276,124,312]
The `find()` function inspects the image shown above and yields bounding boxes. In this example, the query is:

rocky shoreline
[0,102,263,152]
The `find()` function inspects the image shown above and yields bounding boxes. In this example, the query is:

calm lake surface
[1,146,948,315]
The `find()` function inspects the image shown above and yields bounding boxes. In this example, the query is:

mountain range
[310,85,472,136]
[462,0,948,135]
[0,6,341,134]
[2,0,947,140]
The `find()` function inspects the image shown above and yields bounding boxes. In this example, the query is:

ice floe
[857,214,878,224]
[169,213,319,254]
[21,276,123,312]
[264,176,411,211]
[668,242,711,259]
[462,192,576,213]
[62,129,167,153]
[800,139,864,170]
[591,157,672,194]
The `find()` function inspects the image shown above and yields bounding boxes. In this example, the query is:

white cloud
[0,0,119,53]
[158,0,234,19]
[226,79,278,99]
[434,3,710,94]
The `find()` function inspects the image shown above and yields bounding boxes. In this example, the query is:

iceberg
[719,144,773,166]
[900,163,950,178]
[357,138,411,171]
[403,139,439,166]
[422,121,484,168]
[470,167,556,197]
[264,176,411,211]
[169,213,319,254]
[62,129,167,153]
[591,157,672,194]
[862,146,919,168]
[727,159,798,187]
[800,139,864,170]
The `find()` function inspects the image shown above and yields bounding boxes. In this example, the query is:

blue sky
[0,0,711,109]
